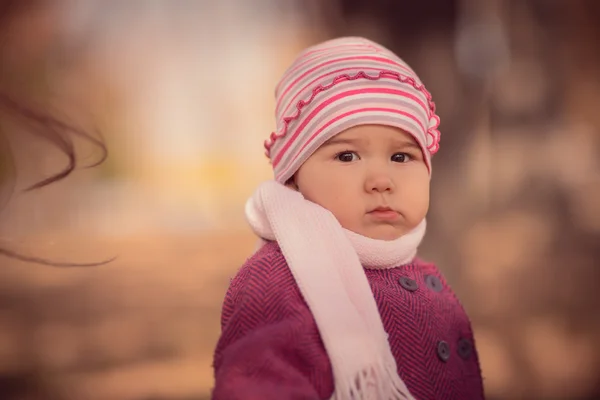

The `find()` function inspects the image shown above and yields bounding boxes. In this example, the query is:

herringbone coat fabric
[212,241,485,400]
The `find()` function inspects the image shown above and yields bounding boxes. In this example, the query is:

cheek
[417,185,430,215]
[296,166,357,213]
[295,165,330,203]
[302,176,348,207]
[395,169,430,217]
[407,176,430,219]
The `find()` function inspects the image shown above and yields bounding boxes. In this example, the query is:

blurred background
[0,0,599,399]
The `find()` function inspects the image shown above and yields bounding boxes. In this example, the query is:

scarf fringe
[332,363,415,400]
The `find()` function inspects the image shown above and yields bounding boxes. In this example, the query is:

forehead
[323,125,420,148]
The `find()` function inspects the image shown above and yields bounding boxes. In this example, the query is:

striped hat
[265,37,441,183]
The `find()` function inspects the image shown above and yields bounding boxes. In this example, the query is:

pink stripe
[273,86,427,168]
[266,72,435,158]
[273,86,428,167]
[296,43,373,61]
[276,66,385,115]
[277,56,412,110]
[275,44,375,94]
[276,107,425,180]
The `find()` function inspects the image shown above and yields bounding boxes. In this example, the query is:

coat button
[399,277,418,292]
[458,338,472,360]
[425,275,443,292]
[437,340,451,362]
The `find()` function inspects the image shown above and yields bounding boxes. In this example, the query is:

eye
[391,153,411,163]
[335,151,360,162]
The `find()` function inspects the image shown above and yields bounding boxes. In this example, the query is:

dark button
[425,275,443,292]
[457,338,472,360]
[399,277,418,292]
[437,340,451,362]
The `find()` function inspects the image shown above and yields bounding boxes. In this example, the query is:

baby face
[290,125,430,240]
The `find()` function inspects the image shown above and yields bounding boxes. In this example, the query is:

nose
[365,171,395,193]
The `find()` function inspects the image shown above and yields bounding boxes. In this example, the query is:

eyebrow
[322,136,422,150]
[321,137,363,147]
[394,141,422,151]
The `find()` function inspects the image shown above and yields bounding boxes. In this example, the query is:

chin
[364,228,405,241]
[377,233,404,241]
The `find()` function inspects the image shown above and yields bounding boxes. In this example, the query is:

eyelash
[335,151,359,162]
[391,153,412,163]
[334,151,413,162]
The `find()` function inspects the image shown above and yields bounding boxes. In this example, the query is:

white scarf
[245,181,426,400]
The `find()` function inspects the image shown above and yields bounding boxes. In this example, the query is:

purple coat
[212,241,485,399]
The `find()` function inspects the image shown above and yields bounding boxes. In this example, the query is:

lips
[367,206,400,221]
[371,206,393,212]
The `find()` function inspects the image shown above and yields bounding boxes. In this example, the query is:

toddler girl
[212,37,485,400]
